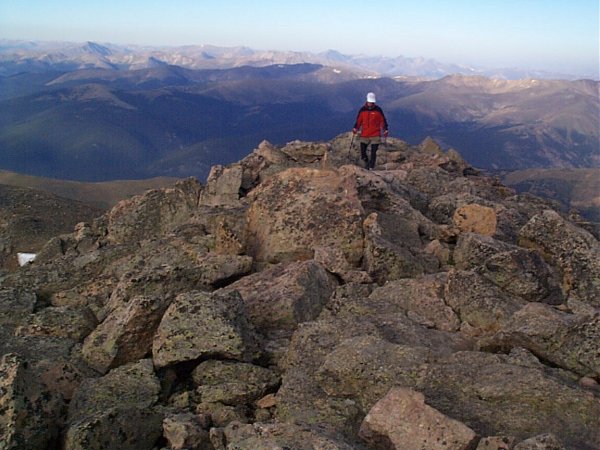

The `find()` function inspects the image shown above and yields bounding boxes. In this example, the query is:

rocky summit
[1,133,599,450]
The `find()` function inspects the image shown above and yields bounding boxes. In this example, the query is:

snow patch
[17,253,37,266]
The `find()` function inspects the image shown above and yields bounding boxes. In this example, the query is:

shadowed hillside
[503,168,600,223]
[0,64,597,182]
[0,169,182,208]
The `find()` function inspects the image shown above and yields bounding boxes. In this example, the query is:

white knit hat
[366,92,376,103]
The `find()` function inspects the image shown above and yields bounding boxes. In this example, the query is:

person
[352,92,388,170]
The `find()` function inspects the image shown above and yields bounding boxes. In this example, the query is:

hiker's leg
[360,142,369,167]
[369,144,379,169]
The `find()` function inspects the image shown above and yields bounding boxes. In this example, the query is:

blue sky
[1,0,598,77]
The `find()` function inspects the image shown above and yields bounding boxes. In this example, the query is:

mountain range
[0,40,598,183]
[2,39,594,80]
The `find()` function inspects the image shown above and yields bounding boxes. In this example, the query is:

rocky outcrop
[1,134,599,450]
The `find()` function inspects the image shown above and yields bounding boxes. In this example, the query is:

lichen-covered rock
[487,302,600,377]
[163,413,211,450]
[192,360,280,406]
[454,233,519,270]
[245,167,364,265]
[453,233,563,304]
[362,212,435,283]
[199,164,243,207]
[67,359,160,422]
[368,274,460,331]
[82,249,252,373]
[316,335,432,412]
[276,287,471,431]
[0,353,65,450]
[15,305,98,341]
[219,259,337,336]
[519,209,600,306]
[152,290,259,369]
[105,177,201,244]
[444,270,526,335]
[64,406,163,450]
[476,436,516,450]
[0,288,39,332]
[420,351,600,448]
[215,421,361,450]
[359,387,479,450]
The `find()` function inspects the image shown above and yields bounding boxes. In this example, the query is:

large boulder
[276,285,471,433]
[192,360,280,406]
[105,177,202,244]
[219,259,338,336]
[0,353,65,450]
[362,212,436,283]
[67,359,160,421]
[454,233,563,304]
[487,302,600,377]
[519,209,600,306]
[163,412,211,450]
[64,359,163,449]
[64,406,164,450]
[245,167,364,266]
[199,164,243,207]
[359,387,479,450]
[444,270,526,335]
[15,305,98,341]
[81,242,252,373]
[368,274,460,332]
[152,290,259,369]
[420,351,600,448]
[316,335,433,412]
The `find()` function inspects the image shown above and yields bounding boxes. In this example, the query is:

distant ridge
[1,39,594,80]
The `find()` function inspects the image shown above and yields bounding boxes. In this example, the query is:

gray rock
[444,270,526,335]
[316,335,433,412]
[420,351,600,448]
[454,233,518,270]
[218,421,362,450]
[219,260,338,336]
[105,177,201,244]
[0,288,39,340]
[0,353,65,450]
[152,290,259,369]
[368,273,460,332]
[362,212,433,283]
[519,209,600,306]
[15,305,98,341]
[67,359,160,422]
[199,164,243,207]
[487,302,600,377]
[64,406,163,450]
[192,360,280,406]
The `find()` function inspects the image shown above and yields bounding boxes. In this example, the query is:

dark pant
[360,142,379,169]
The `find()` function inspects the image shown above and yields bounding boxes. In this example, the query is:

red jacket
[353,104,388,138]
